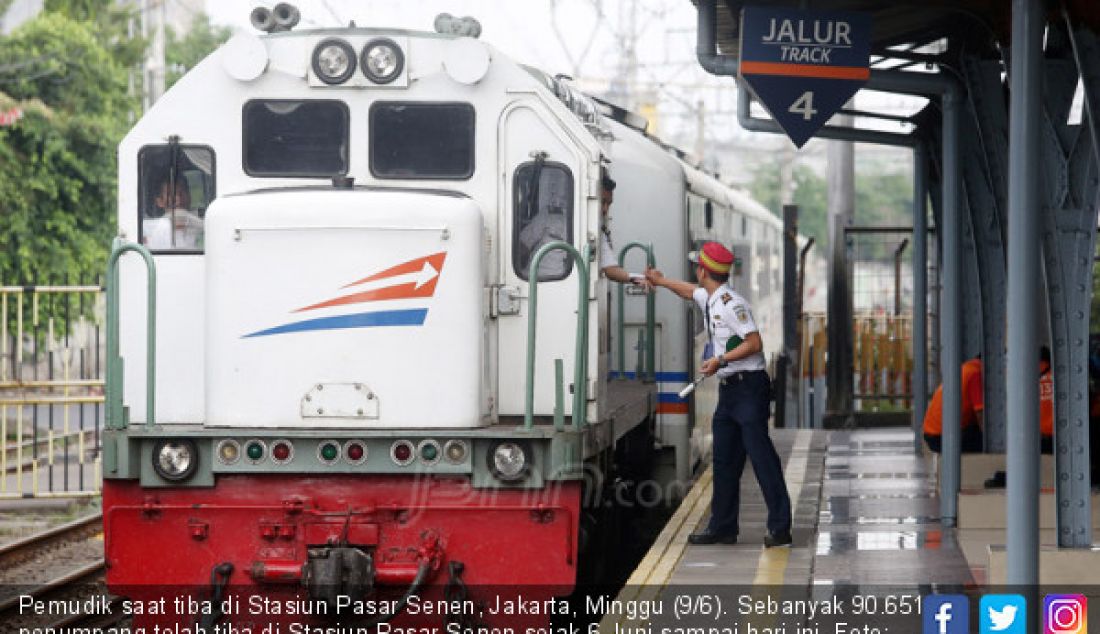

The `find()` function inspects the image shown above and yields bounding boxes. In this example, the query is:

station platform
[615,427,977,603]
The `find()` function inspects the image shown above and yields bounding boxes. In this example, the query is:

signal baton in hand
[678,374,710,399]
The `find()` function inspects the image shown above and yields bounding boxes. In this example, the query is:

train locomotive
[101,6,785,629]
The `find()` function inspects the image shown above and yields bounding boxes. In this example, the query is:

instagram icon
[1045,595,1087,634]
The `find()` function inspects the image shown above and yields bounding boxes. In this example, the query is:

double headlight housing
[310,37,404,86]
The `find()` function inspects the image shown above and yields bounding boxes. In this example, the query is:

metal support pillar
[826,122,855,424]
[940,87,964,527]
[912,144,929,453]
[1006,0,1043,586]
[959,57,1011,453]
[781,204,799,428]
[1039,22,1099,548]
[894,239,909,316]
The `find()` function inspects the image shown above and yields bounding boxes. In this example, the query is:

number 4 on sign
[789,91,817,121]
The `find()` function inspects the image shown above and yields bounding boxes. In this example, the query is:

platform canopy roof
[703,1,1100,59]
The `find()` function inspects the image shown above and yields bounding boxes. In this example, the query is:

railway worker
[645,243,793,548]
[986,347,1053,488]
[1040,346,1054,454]
[597,170,652,290]
[142,176,202,250]
[922,356,984,454]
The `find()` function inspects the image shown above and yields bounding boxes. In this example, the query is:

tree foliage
[748,159,913,253]
[0,11,133,290]
[166,14,232,89]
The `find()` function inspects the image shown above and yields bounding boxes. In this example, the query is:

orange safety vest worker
[923,357,984,436]
[1040,359,1053,438]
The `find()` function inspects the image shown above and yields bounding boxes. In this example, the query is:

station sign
[738,6,871,148]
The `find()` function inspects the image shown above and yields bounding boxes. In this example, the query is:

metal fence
[801,311,919,419]
[0,285,105,499]
[847,228,914,315]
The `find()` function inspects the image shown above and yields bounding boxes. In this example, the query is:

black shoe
[688,531,738,545]
[764,531,793,548]
[984,470,1006,489]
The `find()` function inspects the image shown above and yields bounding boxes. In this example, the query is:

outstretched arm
[603,264,654,290]
[646,267,697,300]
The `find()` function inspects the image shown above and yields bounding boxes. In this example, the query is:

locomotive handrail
[524,241,592,430]
[615,242,656,381]
[105,238,157,429]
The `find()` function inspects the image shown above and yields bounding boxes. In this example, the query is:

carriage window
[370,102,474,179]
[138,144,215,253]
[512,161,573,281]
[243,100,348,177]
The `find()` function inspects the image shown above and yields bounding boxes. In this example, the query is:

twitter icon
[981,594,1027,634]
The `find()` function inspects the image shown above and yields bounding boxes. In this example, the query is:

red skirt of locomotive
[102,475,581,628]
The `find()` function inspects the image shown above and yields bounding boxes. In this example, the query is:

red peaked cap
[689,241,734,275]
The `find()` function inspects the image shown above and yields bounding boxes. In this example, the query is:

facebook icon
[923,595,969,634]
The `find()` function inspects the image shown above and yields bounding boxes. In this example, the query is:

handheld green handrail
[616,242,656,380]
[106,239,157,429]
[524,241,592,430]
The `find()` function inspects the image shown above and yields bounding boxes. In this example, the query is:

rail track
[0,512,102,571]
[0,512,110,628]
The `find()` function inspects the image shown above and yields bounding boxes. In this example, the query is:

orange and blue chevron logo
[243,252,447,338]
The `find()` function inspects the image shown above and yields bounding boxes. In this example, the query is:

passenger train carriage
[102,6,784,627]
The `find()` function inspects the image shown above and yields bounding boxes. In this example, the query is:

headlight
[312,38,356,84]
[488,441,530,482]
[152,439,199,481]
[361,38,404,84]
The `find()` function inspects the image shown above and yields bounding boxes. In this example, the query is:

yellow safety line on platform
[601,430,815,631]
[752,429,812,586]
[598,468,713,631]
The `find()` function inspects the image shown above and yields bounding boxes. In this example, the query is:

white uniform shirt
[142,208,203,250]
[692,284,766,377]
[599,229,616,271]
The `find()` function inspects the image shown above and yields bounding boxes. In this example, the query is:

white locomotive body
[101,14,786,624]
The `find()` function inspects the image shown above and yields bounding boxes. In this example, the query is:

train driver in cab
[142,175,202,250]
[597,169,652,291]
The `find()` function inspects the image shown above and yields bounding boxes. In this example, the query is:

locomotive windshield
[369,102,474,179]
[138,144,215,253]
[243,100,349,177]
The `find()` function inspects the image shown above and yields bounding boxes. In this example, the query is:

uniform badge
[721,293,733,304]
[735,307,749,322]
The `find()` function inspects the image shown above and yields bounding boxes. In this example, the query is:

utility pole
[825,115,855,426]
[142,0,166,111]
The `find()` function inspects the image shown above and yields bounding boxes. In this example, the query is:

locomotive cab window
[512,161,573,281]
[243,100,349,177]
[138,144,215,253]
[370,102,474,179]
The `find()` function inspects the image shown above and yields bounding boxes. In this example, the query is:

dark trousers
[923,424,984,453]
[707,370,792,536]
